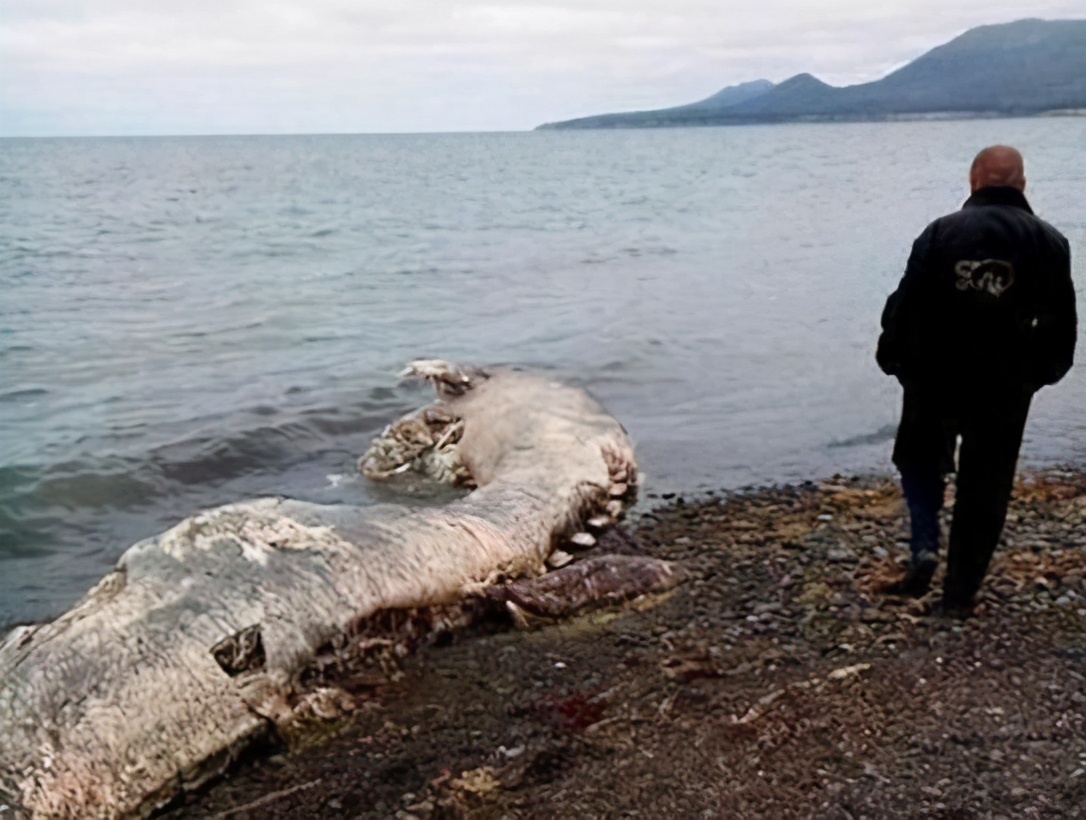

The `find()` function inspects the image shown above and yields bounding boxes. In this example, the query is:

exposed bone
[505,601,533,631]
[358,402,472,487]
[569,532,597,549]
[291,686,357,722]
[433,419,464,451]
[399,359,487,397]
[421,406,457,426]
[0,361,636,818]
[546,549,574,569]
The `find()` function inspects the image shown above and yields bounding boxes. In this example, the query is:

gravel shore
[178,468,1086,819]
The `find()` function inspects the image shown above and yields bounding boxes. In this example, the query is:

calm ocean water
[2,120,1084,626]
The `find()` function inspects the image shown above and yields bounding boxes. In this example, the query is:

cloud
[2,0,1084,135]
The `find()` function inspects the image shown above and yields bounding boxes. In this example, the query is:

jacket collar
[963,186,1034,214]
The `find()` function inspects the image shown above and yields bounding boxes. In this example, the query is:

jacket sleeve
[1026,236,1077,387]
[876,224,936,379]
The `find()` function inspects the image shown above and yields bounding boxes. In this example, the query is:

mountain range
[536,18,1086,130]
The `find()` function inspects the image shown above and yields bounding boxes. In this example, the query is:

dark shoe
[880,550,938,597]
[930,595,973,620]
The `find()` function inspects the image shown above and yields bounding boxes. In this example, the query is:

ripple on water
[0,387,49,403]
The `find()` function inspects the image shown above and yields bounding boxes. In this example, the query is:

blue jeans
[900,467,944,557]
[893,384,1032,601]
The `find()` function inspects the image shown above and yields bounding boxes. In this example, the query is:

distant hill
[541,80,776,129]
[537,18,1086,129]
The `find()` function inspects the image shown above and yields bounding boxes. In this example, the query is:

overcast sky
[1,1,1083,136]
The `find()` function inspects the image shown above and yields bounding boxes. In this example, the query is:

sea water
[2,119,1084,626]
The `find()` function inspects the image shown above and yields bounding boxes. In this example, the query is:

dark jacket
[877,186,1076,393]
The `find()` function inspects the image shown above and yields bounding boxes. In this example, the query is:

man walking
[876,145,1077,614]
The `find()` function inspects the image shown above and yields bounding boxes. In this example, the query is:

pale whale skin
[0,363,640,818]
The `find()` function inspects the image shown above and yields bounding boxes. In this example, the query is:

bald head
[970,145,1026,193]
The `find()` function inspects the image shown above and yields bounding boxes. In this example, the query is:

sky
[1,0,1083,137]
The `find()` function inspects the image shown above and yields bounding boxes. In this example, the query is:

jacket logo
[954,259,1014,297]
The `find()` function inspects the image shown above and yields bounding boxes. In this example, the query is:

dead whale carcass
[0,361,654,818]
